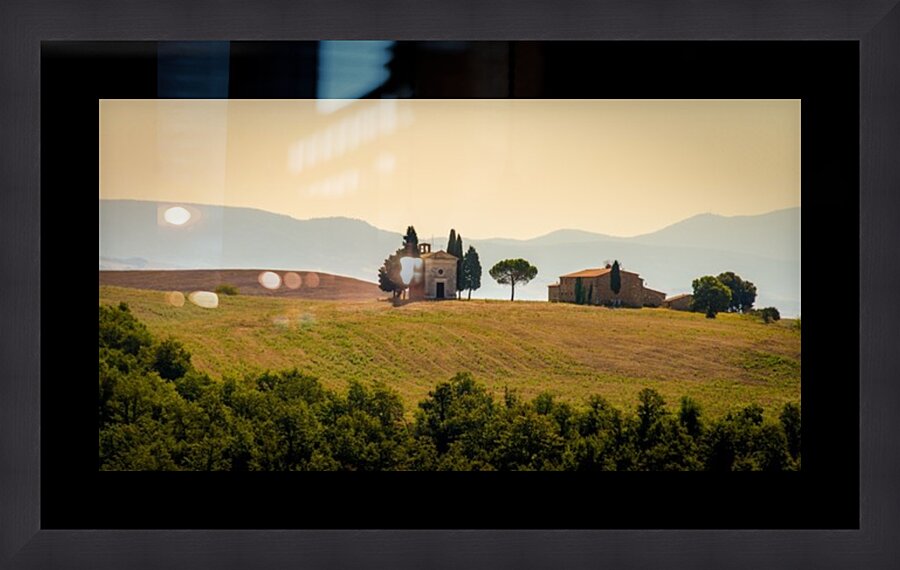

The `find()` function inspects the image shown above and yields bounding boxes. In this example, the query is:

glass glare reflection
[163,206,192,226]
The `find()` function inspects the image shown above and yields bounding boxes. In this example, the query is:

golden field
[99,285,800,418]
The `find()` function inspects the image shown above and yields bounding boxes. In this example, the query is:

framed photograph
[2,1,899,568]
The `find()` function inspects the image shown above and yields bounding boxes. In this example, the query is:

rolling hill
[100,285,800,420]
[99,269,381,300]
[100,200,801,315]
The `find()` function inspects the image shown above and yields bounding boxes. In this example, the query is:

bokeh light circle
[163,206,192,226]
[283,272,302,289]
[165,291,185,307]
[258,271,282,290]
[188,291,218,308]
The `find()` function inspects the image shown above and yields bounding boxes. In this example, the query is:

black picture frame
[2,1,899,568]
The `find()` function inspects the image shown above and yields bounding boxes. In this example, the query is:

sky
[100,99,800,240]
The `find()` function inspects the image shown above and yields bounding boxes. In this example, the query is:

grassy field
[99,285,800,419]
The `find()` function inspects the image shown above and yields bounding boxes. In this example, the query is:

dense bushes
[215,284,239,296]
[99,303,801,471]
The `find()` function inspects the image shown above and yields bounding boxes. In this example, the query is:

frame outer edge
[2,0,900,568]
[860,0,900,566]
[0,0,41,568]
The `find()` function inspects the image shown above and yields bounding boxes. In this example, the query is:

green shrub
[749,307,781,323]
[215,284,239,296]
[760,307,781,323]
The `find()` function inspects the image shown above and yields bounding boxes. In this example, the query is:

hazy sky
[100,99,800,239]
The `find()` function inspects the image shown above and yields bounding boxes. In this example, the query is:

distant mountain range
[100,200,801,316]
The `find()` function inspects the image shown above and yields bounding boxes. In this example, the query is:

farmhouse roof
[644,287,666,296]
[420,250,457,260]
[665,293,693,301]
[560,267,640,278]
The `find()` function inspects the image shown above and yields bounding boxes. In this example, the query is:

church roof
[420,250,458,260]
[560,267,640,278]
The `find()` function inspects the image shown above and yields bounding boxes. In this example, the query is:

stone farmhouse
[408,243,458,300]
[548,264,666,307]
[662,293,694,311]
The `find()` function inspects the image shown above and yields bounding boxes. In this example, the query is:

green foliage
[148,338,192,380]
[691,275,732,318]
[378,255,400,296]
[489,258,538,301]
[99,303,153,358]
[574,277,584,305]
[716,272,757,313]
[610,260,622,295]
[215,284,239,296]
[403,225,419,253]
[679,396,703,438]
[455,233,464,297]
[378,247,409,298]
[445,229,465,299]
[379,226,423,298]
[447,229,457,257]
[461,246,482,300]
[756,307,781,324]
[99,306,802,472]
[780,402,801,461]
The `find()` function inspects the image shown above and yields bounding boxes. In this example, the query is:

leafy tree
[379,225,422,299]
[610,260,622,296]
[99,303,153,357]
[587,284,594,305]
[716,271,757,313]
[494,405,565,470]
[148,338,192,381]
[780,402,801,461]
[377,250,403,298]
[574,277,584,305]
[489,258,538,301]
[758,307,781,324]
[414,372,498,466]
[691,275,732,318]
[679,396,703,438]
[461,246,482,300]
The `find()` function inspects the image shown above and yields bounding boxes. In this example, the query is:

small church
[408,243,458,300]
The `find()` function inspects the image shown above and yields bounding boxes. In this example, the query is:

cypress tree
[447,229,457,255]
[403,225,419,255]
[610,260,622,297]
[462,246,482,300]
[455,233,464,298]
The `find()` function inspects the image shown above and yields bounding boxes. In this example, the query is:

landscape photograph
[98,98,801,472]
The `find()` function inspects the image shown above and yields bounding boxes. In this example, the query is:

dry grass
[100,286,800,419]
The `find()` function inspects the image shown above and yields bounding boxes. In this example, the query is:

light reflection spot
[163,206,192,226]
[258,271,282,290]
[284,272,302,289]
[188,291,218,308]
[165,291,185,307]
[399,257,415,286]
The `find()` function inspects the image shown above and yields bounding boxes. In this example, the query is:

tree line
[691,271,781,321]
[99,303,800,471]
